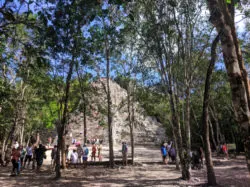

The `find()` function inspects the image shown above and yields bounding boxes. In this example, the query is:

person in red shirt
[11,147,21,175]
[222,143,228,159]
[91,144,97,162]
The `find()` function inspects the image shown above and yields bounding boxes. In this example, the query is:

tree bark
[169,91,190,179]
[55,57,75,178]
[157,45,190,179]
[61,136,66,169]
[208,117,217,151]
[7,115,18,148]
[207,0,250,174]
[185,86,191,153]
[105,33,114,168]
[127,81,135,165]
[83,102,87,144]
[209,105,222,146]
[1,137,7,163]
[172,125,180,170]
[20,121,25,146]
[55,124,62,178]
[202,33,220,186]
[76,67,88,144]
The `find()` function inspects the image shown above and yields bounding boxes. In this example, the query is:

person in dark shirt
[35,144,46,171]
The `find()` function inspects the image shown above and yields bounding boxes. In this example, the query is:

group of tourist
[50,143,104,168]
[7,141,47,176]
[160,141,229,169]
[161,141,176,164]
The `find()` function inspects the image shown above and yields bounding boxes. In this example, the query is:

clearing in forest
[0,145,249,187]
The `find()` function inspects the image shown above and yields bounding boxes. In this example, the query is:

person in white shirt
[70,150,78,165]
[24,143,33,169]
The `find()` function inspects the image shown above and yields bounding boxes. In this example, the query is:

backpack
[84,148,89,156]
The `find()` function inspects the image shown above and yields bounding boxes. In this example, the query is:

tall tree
[207,0,250,173]
[202,33,220,186]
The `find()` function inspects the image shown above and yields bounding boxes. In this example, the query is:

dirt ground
[0,145,249,187]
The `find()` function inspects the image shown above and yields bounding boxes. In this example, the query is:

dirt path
[0,145,249,186]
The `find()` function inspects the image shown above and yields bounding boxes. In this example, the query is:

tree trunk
[83,102,87,144]
[55,125,62,179]
[76,67,88,145]
[185,86,191,153]
[208,117,217,151]
[209,105,221,147]
[131,83,135,165]
[207,0,250,174]
[7,115,18,148]
[129,120,134,165]
[20,121,25,146]
[55,57,75,178]
[172,129,180,170]
[202,33,220,186]
[158,49,190,178]
[105,34,114,168]
[61,136,66,169]
[169,91,190,179]
[1,137,7,163]
[127,81,135,165]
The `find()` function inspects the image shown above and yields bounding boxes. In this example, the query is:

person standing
[161,142,167,164]
[70,149,78,168]
[35,144,46,171]
[24,143,33,169]
[82,144,89,168]
[20,145,26,169]
[169,144,176,163]
[98,143,103,162]
[91,144,97,162]
[122,142,128,166]
[76,144,83,163]
[222,143,229,159]
[166,141,172,161]
[11,147,21,175]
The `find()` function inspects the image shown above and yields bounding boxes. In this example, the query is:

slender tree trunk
[7,115,18,148]
[209,117,217,151]
[83,102,87,144]
[202,33,220,186]
[191,106,204,146]
[169,91,190,179]
[185,86,191,153]
[55,57,75,178]
[76,67,88,144]
[1,137,7,163]
[55,124,62,178]
[172,127,180,170]
[104,35,114,168]
[61,136,66,169]
[158,51,189,178]
[20,121,25,146]
[209,104,222,146]
[127,81,135,165]
[131,83,136,165]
